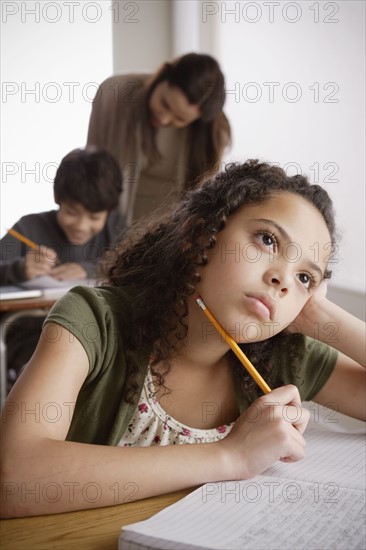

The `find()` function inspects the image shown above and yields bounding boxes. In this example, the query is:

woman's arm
[1,323,309,517]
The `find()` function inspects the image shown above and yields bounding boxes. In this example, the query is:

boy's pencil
[196,295,271,395]
[7,228,39,250]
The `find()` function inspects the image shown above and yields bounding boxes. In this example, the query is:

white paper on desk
[119,410,366,550]
[0,285,42,300]
[20,276,96,299]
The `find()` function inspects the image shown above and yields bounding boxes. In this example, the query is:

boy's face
[56,201,108,245]
[193,192,332,343]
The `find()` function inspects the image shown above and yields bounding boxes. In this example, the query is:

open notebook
[119,406,366,550]
[2,276,96,300]
[0,286,42,300]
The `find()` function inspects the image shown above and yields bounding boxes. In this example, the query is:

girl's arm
[291,284,366,420]
[1,323,309,517]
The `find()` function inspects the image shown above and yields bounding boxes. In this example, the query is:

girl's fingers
[259,385,309,431]
[282,403,310,434]
[265,384,302,409]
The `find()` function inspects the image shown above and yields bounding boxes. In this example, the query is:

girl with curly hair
[2,160,365,517]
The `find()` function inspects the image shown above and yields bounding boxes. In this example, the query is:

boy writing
[0,147,125,284]
[0,147,125,391]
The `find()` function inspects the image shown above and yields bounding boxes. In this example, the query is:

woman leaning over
[87,52,231,222]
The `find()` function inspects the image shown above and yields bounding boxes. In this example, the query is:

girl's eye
[257,232,277,251]
[298,273,312,289]
[262,234,273,247]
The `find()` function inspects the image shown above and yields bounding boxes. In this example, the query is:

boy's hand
[24,246,58,279]
[50,262,87,280]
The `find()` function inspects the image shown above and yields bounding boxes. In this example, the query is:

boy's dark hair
[54,147,123,212]
[101,160,337,403]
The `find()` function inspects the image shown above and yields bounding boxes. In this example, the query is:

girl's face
[194,192,332,343]
[149,81,201,129]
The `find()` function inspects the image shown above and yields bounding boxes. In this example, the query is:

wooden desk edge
[1,487,197,550]
[0,297,57,312]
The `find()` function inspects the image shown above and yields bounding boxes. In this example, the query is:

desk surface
[1,488,194,550]
[0,296,57,313]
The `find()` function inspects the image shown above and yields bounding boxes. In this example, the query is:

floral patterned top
[118,368,234,447]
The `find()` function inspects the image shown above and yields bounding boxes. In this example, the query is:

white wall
[213,0,365,294]
[113,0,172,72]
[1,0,113,236]
[112,1,216,75]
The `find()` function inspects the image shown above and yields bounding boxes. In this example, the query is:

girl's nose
[266,268,291,294]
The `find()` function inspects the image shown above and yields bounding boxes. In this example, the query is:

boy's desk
[0,488,194,550]
[0,281,94,404]
[0,295,57,313]
[0,278,93,313]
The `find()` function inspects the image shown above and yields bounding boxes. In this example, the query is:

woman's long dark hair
[141,53,231,188]
[101,160,336,403]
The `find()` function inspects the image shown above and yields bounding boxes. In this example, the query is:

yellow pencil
[196,295,271,395]
[7,228,39,250]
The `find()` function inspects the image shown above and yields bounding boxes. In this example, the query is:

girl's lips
[245,294,276,320]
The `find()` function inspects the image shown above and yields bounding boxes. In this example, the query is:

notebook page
[263,422,365,490]
[20,276,96,290]
[120,482,365,550]
[119,418,366,550]
[0,286,42,300]
[302,401,366,434]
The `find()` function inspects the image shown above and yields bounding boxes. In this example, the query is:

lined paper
[119,411,366,550]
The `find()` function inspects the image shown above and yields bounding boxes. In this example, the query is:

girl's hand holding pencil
[217,384,310,481]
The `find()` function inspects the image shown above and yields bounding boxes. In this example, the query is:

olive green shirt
[46,286,338,446]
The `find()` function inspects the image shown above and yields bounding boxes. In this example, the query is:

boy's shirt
[0,210,126,285]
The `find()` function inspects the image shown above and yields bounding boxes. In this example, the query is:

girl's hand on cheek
[217,385,310,480]
[288,280,329,336]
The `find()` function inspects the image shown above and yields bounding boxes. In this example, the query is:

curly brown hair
[100,160,336,403]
